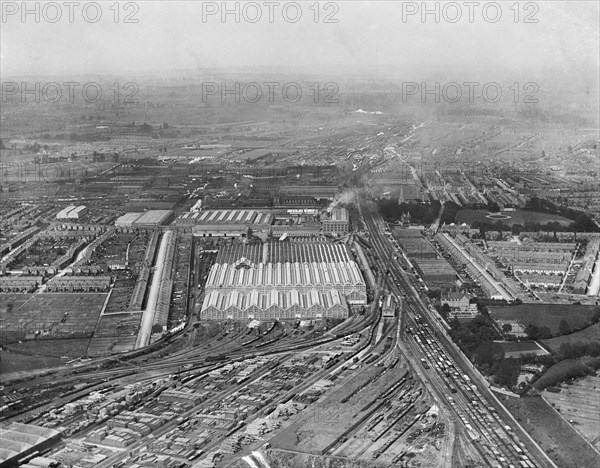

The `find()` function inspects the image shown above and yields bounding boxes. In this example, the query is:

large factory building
[201,240,366,320]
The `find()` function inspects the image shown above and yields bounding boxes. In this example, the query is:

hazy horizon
[2,1,598,83]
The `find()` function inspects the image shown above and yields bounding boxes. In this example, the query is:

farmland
[0,293,107,344]
[455,209,572,227]
[503,395,600,468]
[542,375,600,452]
[489,304,600,335]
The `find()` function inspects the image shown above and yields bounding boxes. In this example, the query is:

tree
[440,303,451,321]
[151,324,164,334]
[538,326,552,339]
[525,324,539,340]
[488,202,500,213]
[511,224,523,235]
[559,319,571,336]
[502,323,512,334]
[494,358,520,388]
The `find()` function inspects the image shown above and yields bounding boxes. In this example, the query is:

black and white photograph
[0,1,599,467]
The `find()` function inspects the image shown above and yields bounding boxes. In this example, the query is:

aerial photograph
[0,1,599,467]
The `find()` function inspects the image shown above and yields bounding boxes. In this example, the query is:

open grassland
[456,209,572,226]
[543,323,600,353]
[489,304,599,335]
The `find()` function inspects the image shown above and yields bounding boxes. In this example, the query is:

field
[456,209,572,227]
[542,375,600,452]
[87,312,142,356]
[543,323,600,353]
[489,304,599,335]
[4,338,92,358]
[502,395,599,468]
[498,341,548,357]
[0,349,67,375]
[0,293,107,343]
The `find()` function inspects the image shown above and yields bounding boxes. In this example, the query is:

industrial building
[321,208,350,235]
[0,422,62,467]
[280,184,339,200]
[56,205,88,220]
[202,289,348,320]
[175,210,273,237]
[114,210,173,227]
[201,240,366,320]
[382,294,398,317]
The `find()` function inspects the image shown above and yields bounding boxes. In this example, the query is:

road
[360,195,557,468]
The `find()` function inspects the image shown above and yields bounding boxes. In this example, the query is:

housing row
[0,275,110,293]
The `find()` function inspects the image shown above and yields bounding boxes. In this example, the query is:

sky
[1,1,598,80]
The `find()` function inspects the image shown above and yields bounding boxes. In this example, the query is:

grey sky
[1,1,598,79]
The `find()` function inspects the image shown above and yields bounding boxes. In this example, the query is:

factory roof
[133,210,173,225]
[206,261,365,290]
[202,288,344,313]
[114,212,144,226]
[215,240,352,265]
[329,208,349,222]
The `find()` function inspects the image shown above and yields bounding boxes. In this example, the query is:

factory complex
[201,240,366,320]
